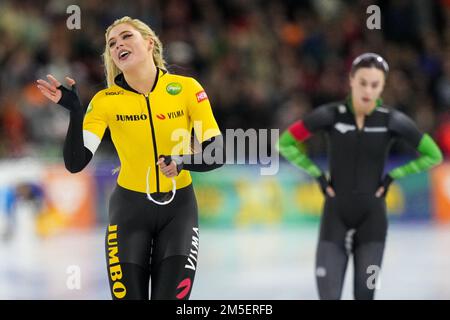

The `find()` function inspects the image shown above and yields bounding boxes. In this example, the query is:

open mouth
[118,49,131,61]
[362,97,370,103]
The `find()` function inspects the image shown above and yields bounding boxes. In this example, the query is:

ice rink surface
[1,222,450,300]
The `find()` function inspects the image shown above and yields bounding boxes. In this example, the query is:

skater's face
[107,23,154,72]
[349,67,385,113]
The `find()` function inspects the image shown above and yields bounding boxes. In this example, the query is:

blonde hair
[103,16,167,88]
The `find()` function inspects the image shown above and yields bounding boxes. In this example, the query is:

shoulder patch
[196,90,208,103]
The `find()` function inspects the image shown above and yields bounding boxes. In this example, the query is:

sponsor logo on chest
[115,109,185,122]
[116,114,148,122]
[334,122,387,134]
[156,109,185,120]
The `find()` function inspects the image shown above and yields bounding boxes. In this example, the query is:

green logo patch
[166,82,182,95]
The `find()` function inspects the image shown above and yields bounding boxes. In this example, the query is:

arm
[276,127,322,178]
[159,134,224,176]
[181,134,224,172]
[37,75,105,173]
[380,110,443,194]
[184,77,223,172]
[276,105,335,193]
[388,134,443,179]
[158,78,223,177]
[60,85,93,173]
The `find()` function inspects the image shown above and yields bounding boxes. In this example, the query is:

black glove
[57,84,83,113]
[316,174,330,195]
[379,174,394,197]
[159,155,183,175]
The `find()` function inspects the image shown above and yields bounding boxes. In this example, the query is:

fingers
[161,164,177,175]
[36,85,54,99]
[156,158,166,167]
[36,74,73,104]
[158,160,178,177]
[375,187,385,198]
[65,77,76,87]
[46,74,62,88]
[36,84,60,103]
[326,186,336,198]
[376,187,384,197]
[36,78,58,93]
[162,170,177,178]
[161,168,177,177]
[47,74,61,88]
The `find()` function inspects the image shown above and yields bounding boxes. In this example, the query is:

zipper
[353,115,365,192]
[144,93,160,193]
[353,130,361,192]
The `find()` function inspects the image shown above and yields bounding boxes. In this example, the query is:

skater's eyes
[108,33,133,48]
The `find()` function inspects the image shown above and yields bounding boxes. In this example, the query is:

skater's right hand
[325,186,336,198]
[37,75,81,112]
[317,174,335,198]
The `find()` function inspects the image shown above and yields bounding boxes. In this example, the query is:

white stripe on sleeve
[83,130,101,155]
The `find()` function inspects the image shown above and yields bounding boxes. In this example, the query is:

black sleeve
[57,84,93,173]
[302,104,336,133]
[181,134,224,172]
[63,109,93,173]
[388,110,423,148]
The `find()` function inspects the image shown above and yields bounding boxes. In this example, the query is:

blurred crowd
[0,0,450,159]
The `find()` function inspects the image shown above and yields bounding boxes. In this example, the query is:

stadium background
[1,0,450,299]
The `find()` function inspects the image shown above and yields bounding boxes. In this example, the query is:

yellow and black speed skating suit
[58,67,223,300]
